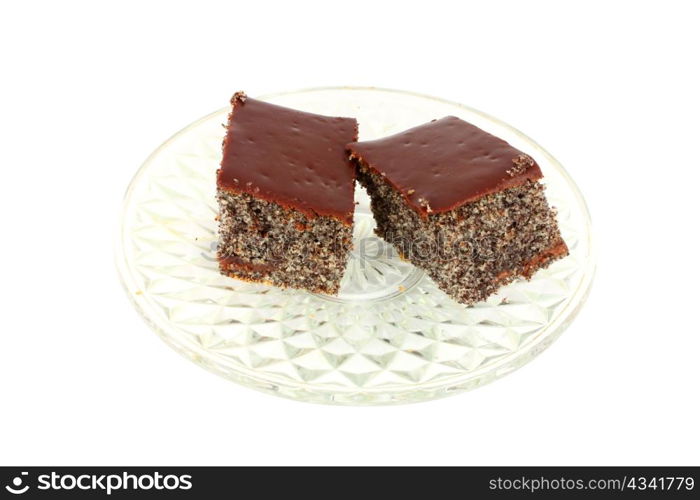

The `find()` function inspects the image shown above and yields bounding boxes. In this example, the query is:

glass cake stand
[116,87,594,405]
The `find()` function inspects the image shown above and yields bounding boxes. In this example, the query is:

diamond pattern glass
[116,88,594,404]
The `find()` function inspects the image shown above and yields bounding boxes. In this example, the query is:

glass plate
[116,87,594,405]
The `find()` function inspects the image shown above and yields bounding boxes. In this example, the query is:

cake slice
[348,116,568,305]
[216,92,358,295]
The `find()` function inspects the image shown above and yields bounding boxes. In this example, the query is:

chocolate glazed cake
[216,92,358,295]
[348,116,568,305]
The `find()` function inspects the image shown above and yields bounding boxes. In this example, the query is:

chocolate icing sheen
[218,93,358,224]
[347,116,543,216]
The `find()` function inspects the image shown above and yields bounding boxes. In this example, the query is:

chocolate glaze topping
[218,92,358,224]
[347,116,543,216]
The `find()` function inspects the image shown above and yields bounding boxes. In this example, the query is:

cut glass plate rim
[116,86,596,405]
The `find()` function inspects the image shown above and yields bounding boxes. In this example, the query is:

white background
[2,0,699,466]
